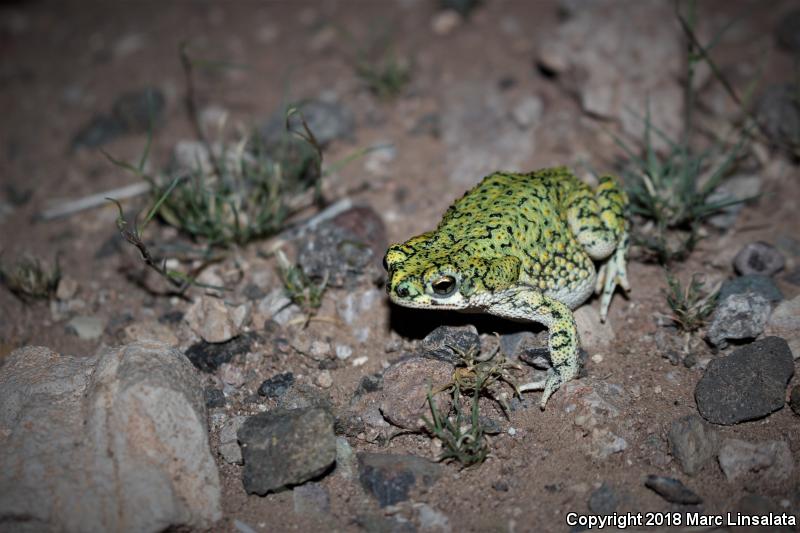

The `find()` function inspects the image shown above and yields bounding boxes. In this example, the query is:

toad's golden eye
[432,275,457,297]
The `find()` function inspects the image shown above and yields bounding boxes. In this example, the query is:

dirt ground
[1,1,799,532]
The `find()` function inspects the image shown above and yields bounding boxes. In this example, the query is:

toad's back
[431,170,595,297]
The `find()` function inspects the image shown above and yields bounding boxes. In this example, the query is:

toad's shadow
[387,301,547,341]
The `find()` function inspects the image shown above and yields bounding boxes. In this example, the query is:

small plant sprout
[663,271,720,334]
[276,249,327,319]
[340,24,413,99]
[422,341,523,467]
[0,255,61,302]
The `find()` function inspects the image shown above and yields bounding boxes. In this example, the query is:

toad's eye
[431,275,457,297]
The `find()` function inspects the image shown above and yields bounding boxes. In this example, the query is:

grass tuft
[422,342,522,467]
[663,271,719,334]
[0,255,61,302]
[614,0,755,264]
[276,249,327,318]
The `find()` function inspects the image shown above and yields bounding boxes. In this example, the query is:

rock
[706,292,771,348]
[111,87,166,133]
[218,362,246,388]
[219,415,246,465]
[431,10,462,35]
[733,241,786,277]
[185,331,260,372]
[667,414,720,476]
[0,342,221,531]
[297,206,387,288]
[56,276,78,300]
[185,296,245,343]
[205,387,226,408]
[717,438,794,482]
[573,305,615,350]
[420,324,481,363]
[65,315,106,340]
[695,337,794,425]
[238,408,336,495]
[765,296,800,359]
[441,81,534,184]
[790,385,800,415]
[499,330,542,359]
[316,370,333,389]
[122,320,179,347]
[537,0,683,149]
[258,372,295,398]
[257,288,301,326]
[776,9,800,54]
[718,275,783,304]
[588,482,619,514]
[755,84,800,152]
[644,475,702,505]
[358,453,442,507]
[293,482,330,515]
[510,95,544,129]
[379,357,453,430]
[277,383,332,412]
[259,99,355,149]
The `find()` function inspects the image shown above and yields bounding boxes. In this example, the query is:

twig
[38,181,151,221]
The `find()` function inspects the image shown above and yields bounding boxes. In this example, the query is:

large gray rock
[0,342,221,533]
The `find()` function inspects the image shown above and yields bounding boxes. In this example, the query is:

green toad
[384,167,630,408]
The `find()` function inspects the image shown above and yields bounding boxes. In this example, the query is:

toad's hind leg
[564,175,630,321]
[484,287,579,409]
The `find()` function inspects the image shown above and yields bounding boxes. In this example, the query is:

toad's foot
[595,231,630,322]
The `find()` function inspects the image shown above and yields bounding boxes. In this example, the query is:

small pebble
[733,241,786,277]
[508,427,517,436]
[351,356,368,367]
[316,370,333,389]
[431,10,462,35]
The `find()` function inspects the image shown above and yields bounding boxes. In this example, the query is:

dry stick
[38,181,151,220]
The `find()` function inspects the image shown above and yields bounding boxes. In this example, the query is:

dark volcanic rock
[184,332,259,372]
[238,408,336,495]
[706,292,771,348]
[258,372,295,398]
[644,475,702,505]
[420,324,481,363]
[695,337,794,425]
[358,453,442,507]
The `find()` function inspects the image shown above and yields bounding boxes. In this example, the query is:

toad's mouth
[388,291,472,311]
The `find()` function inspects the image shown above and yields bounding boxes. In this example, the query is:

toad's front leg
[483,287,579,409]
